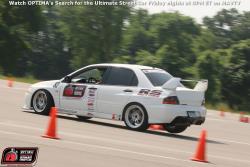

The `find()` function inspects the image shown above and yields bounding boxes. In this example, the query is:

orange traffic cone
[239,112,245,122]
[220,110,225,117]
[243,117,249,123]
[7,78,13,87]
[191,130,208,163]
[42,107,60,139]
[148,124,165,130]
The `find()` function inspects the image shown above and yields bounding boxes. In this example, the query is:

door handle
[89,87,97,90]
[123,89,133,92]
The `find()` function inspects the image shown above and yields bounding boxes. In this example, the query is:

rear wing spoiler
[162,78,208,92]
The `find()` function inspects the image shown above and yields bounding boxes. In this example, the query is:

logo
[1,147,38,166]
[138,89,162,97]
[63,84,86,97]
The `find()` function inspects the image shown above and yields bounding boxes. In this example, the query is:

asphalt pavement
[0,79,250,167]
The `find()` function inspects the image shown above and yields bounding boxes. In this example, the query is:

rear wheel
[123,104,148,131]
[32,90,54,115]
[77,116,92,121]
[164,124,188,133]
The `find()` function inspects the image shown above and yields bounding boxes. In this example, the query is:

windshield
[143,69,172,86]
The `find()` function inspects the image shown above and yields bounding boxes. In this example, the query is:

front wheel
[32,90,54,115]
[164,124,188,133]
[123,104,148,131]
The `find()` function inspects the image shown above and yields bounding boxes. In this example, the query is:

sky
[134,0,250,23]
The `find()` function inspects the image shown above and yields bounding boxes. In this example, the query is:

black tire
[123,103,149,131]
[77,116,92,121]
[32,89,54,115]
[164,124,188,133]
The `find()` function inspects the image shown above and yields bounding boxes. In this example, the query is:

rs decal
[138,89,162,97]
[138,89,150,95]
[148,90,162,97]
[63,85,86,97]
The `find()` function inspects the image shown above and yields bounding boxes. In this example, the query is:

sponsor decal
[87,87,97,111]
[138,89,162,97]
[112,114,122,120]
[148,90,162,97]
[1,147,38,166]
[63,84,86,98]
[138,89,150,95]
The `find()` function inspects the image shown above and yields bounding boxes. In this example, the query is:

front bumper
[169,116,205,126]
[23,91,33,110]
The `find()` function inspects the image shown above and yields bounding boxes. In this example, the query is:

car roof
[89,63,159,70]
[68,63,165,79]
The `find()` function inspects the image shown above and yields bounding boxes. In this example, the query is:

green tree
[120,9,154,63]
[202,9,250,49]
[193,29,217,52]
[149,13,200,77]
[0,0,44,76]
[221,40,250,110]
[196,50,229,103]
[119,11,200,78]
[135,50,159,66]
[155,45,190,77]
[60,2,131,69]
[30,6,71,79]
[231,11,250,41]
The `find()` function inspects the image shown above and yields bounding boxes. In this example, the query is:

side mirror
[63,76,72,83]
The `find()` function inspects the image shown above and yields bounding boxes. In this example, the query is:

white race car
[23,64,208,133]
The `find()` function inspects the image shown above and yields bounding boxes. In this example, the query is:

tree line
[0,1,249,111]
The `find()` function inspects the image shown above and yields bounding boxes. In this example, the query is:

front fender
[25,80,60,109]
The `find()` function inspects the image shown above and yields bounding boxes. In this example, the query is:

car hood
[31,80,60,88]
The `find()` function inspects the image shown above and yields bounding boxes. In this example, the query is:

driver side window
[72,67,107,84]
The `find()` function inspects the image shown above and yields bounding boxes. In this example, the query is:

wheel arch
[122,102,148,121]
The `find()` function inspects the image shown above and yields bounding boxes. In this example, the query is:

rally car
[23,64,208,133]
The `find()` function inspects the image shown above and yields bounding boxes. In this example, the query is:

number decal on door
[63,85,86,97]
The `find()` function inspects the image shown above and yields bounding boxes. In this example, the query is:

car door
[59,67,108,115]
[59,82,87,114]
[96,67,139,119]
